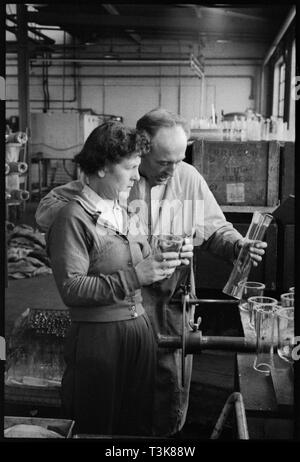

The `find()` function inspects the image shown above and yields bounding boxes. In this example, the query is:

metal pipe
[200,75,205,118]
[171,298,239,305]
[263,6,296,67]
[234,393,249,440]
[210,392,249,440]
[157,333,257,354]
[30,58,196,65]
[7,73,204,79]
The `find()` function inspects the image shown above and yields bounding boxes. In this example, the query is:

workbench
[236,310,294,439]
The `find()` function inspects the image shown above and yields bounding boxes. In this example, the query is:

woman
[46,121,181,436]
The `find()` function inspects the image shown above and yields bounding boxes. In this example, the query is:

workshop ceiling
[6,3,293,58]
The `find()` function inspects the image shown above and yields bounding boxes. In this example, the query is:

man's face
[140,125,187,187]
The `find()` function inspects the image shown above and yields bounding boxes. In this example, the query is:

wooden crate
[5,382,61,408]
[280,142,295,203]
[192,140,280,206]
[4,416,74,438]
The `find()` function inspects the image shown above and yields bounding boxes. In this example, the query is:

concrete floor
[5,200,240,440]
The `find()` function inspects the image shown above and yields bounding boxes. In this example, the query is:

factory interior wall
[6,39,265,123]
[5,64,260,124]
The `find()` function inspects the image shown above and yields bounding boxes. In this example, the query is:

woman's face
[101,152,141,198]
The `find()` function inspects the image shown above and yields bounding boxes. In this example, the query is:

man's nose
[166,163,177,175]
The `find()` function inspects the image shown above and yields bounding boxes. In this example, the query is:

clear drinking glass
[253,303,277,374]
[276,307,294,363]
[154,234,183,258]
[223,211,273,299]
[238,281,265,312]
[248,296,277,330]
[280,292,294,307]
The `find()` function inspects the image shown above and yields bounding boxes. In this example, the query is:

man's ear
[97,169,106,178]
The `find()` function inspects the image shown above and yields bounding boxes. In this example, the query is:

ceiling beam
[7,14,55,44]
[198,6,269,22]
[102,3,141,44]
[26,12,273,36]
[24,12,205,31]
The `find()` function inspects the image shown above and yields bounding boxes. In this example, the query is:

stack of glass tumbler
[238,284,295,374]
[223,210,295,374]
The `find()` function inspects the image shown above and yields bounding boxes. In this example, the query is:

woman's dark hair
[74,121,150,175]
[136,107,190,139]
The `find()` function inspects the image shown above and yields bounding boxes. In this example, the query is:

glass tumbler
[280,292,294,307]
[253,303,277,374]
[248,296,277,330]
[154,234,183,258]
[276,307,294,363]
[238,282,265,326]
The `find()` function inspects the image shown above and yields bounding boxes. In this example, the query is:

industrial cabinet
[30,112,105,191]
[30,112,104,160]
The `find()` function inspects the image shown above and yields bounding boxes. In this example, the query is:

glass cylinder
[253,303,277,374]
[223,211,273,299]
[276,307,294,363]
[280,292,294,307]
[248,296,277,330]
[238,281,266,312]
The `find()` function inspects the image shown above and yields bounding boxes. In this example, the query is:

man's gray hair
[136,107,190,139]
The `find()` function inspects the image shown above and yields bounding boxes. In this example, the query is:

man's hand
[237,239,268,267]
[179,236,194,266]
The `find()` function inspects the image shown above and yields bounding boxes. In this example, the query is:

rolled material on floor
[7,162,28,174]
[6,189,30,201]
[6,132,28,144]
[6,173,21,190]
[6,143,22,163]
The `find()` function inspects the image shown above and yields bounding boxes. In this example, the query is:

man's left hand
[237,239,268,267]
[179,237,193,265]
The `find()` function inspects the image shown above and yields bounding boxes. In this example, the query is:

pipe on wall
[263,5,296,67]
[30,58,197,65]
[6,74,255,106]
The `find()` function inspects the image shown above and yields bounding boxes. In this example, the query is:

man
[35,108,266,436]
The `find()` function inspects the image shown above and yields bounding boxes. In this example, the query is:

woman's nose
[133,169,140,181]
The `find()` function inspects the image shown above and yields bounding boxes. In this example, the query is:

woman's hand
[179,236,193,266]
[135,252,181,285]
[237,239,268,267]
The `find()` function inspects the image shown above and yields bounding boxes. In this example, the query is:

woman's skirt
[61,312,157,436]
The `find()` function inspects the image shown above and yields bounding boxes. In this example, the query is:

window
[289,40,295,132]
[272,57,286,119]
